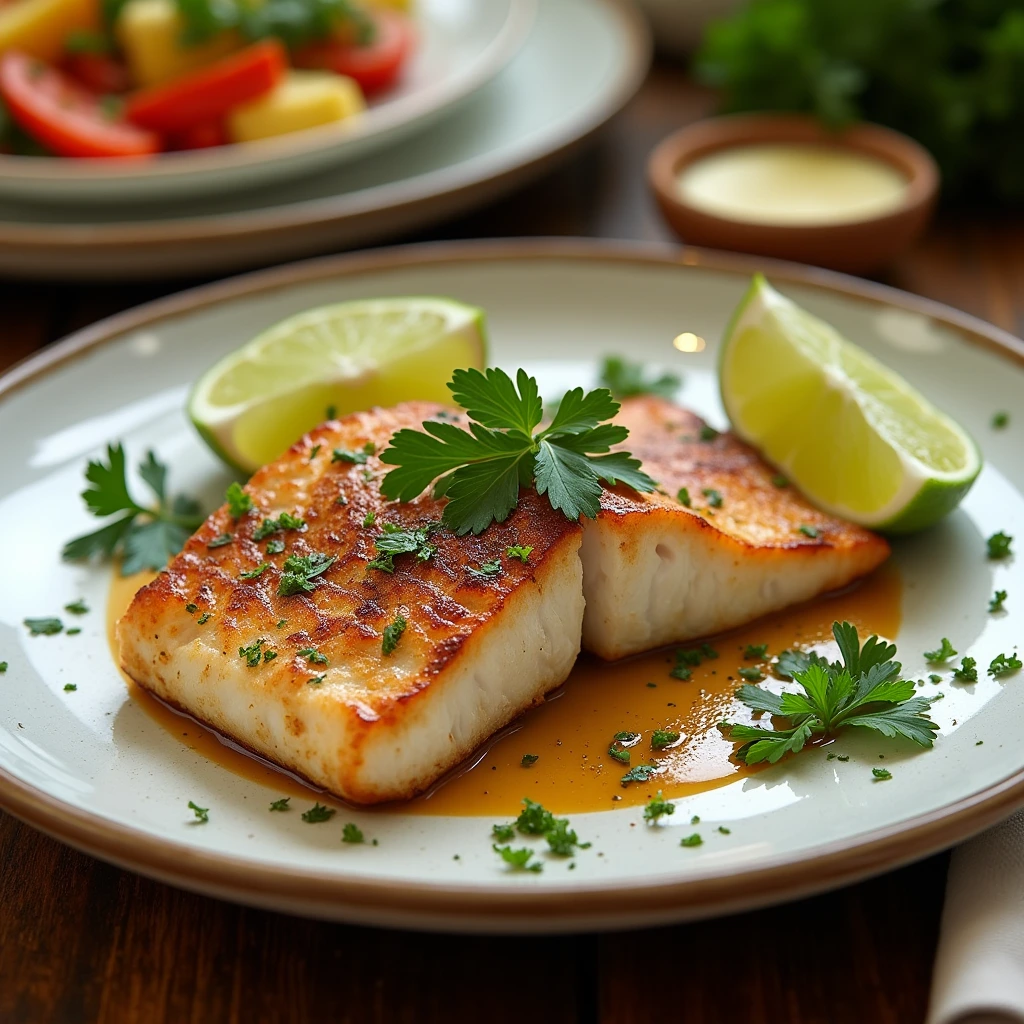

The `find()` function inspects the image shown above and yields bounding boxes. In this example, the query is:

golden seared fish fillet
[580,396,890,660]
[117,403,584,805]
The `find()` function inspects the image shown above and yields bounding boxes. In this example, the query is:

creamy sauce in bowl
[677,143,910,226]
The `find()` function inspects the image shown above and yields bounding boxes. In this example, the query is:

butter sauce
[108,565,901,816]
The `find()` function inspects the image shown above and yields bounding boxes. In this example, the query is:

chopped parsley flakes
[872,767,892,781]
[362,511,376,528]
[307,675,326,687]
[699,425,719,442]
[992,411,1010,429]
[301,802,335,824]
[621,763,659,786]
[798,524,819,538]
[225,482,253,519]
[743,643,768,660]
[643,790,675,823]
[702,487,723,508]
[239,562,269,580]
[990,590,1008,613]
[269,797,290,811]
[924,638,957,662]
[0,663,7,673]
[278,551,336,596]
[197,612,211,625]
[342,823,365,844]
[989,652,1022,677]
[987,531,1014,559]
[521,753,539,767]
[309,444,321,461]
[737,666,764,682]
[266,539,285,555]
[506,545,534,564]
[24,618,63,636]
[64,599,89,615]
[253,512,305,542]
[771,474,789,488]
[677,487,691,507]
[188,800,209,823]
[63,683,77,691]
[332,442,375,464]
[239,638,269,667]
[207,533,233,549]
[366,521,439,572]
[679,833,703,847]
[468,560,502,579]
[382,614,407,655]
[954,657,978,682]
[492,823,515,842]
[651,729,680,750]
[297,647,328,665]
[493,844,542,872]
[599,356,680,400]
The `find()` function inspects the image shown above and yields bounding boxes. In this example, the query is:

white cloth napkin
[929,810,1024,1024]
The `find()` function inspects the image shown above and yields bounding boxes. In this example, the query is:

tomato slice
[294,10,414,96]
[125,40,286,135]
[63,52,132,95]
[170,118,227,150]
[0,51,159,158]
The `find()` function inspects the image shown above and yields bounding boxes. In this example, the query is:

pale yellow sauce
[109,565,901,816]
[678,144,909,226]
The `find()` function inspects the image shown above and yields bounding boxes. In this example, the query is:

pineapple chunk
[0,0,99,63]
[115,0,239,86]
[227,70,365,143]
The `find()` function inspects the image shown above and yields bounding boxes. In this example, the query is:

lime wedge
[719,275,981,533]
[189,296,487,472]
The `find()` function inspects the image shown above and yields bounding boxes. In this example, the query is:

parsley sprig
[63,444,204,575]
[724,622,939,765]
[380,368,656,535]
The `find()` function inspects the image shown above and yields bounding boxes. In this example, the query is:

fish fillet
[117,403,584,804]
[579,396,890,660]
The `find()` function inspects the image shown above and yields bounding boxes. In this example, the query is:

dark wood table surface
[2,62,1023,1024]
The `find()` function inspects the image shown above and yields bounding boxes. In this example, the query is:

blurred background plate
[0,0,649,277]
[0,0,535,204]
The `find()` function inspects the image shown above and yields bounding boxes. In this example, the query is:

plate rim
[0,0,536,194]
[0,0,651,250]
[2,237,1024,929]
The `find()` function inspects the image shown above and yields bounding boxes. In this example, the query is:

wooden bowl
[648,114,939,275]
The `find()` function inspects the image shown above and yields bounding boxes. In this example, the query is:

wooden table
[3,62,1023,1024]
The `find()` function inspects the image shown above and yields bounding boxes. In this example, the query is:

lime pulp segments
[719,275,981,533]
[188,296,487,473]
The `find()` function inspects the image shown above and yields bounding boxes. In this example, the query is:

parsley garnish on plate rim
[379,368,655,536]
[63,445,205,575]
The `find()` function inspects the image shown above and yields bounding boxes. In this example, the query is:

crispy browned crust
[606,396,891,558]
[118,402,582,799]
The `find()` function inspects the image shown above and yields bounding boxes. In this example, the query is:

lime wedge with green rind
[188,296,487,473]
[719,275,981,533]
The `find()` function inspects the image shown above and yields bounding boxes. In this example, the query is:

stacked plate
[0,0,650,279]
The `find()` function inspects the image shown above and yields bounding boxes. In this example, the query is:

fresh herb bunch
[63,445,205,575]
[695,0,1024,203]
[724,622,938,765]
[175,0,374,49]
[380,368,656,535]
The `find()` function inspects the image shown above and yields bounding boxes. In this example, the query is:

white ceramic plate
[2,241,1023,934]
[0,0,649,278]
[0,0,534,204]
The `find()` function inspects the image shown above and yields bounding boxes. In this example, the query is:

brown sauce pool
[109,567,901,816]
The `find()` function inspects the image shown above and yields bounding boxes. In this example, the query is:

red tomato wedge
[125,40,286,135]
[294,10,414,95]
[0,51,159,158]
[63,52,132,95]
[171,119,227,150]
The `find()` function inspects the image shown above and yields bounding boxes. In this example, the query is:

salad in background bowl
[0,0,533,201]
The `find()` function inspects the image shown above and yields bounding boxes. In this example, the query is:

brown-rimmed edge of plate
[1,238,1023,934]
[0,0,651,281]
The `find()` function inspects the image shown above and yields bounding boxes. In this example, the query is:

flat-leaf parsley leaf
[724,621,938,765]
[63,444,204,575]
[379,368,655,535]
